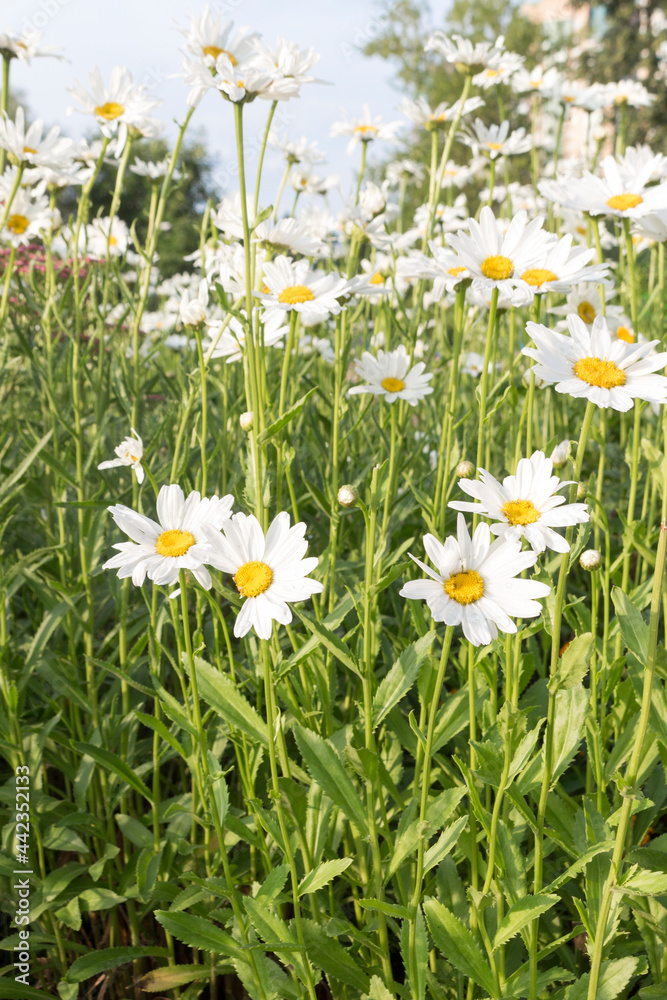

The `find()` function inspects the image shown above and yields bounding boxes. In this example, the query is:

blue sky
[5,0,450,206]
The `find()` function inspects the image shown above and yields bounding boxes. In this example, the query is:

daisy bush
[1,8,667,1000]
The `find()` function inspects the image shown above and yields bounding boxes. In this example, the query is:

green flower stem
[553,105,566,176]
[475,287,500,486]
[586,519,667,1000]
[586,569,605,812]
[359,467,394,989]
[355,140,368,206]
[0,54,9,173]
[425,129,439,234]
[194,324,209,497]
[435,280,467,535]
[529,398,596,1000]
[233,101,265,527]
[178,571,268,1000]
[466,641,480,1000]
[381,402,399,531]
[487,158,496,208]
[273,161,292,222]
[254,100,277,217]
[426,74,472,247]
[617,399,643,654]
[100,135,133,319]
[275,309,299,512]
[408,626,454,1000]
[261,640,319,1000]
[622,218,638,332]
[0,161,24,233]
[526,294,542,458]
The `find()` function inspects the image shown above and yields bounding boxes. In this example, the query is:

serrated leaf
[256,864,290,902]
[64,947,169,984]
[493,894,559,951]
[257,387,317,444]
[301,918,370,992]
[550,633,593,692]
[187,654,268,746]
[400,908,427,1000]
[612,588,649,662]
[154,911,240,957]
[298,857,352,896]
[565,957,638,1000]
[423,816,468,874]
[73,743,153,802]
[291,606,361,677]
[621,870,667,895]
[423,897,498,998]
[363,974,395,1000]
[294,725,368,834]
[372,631,435,728]
[550,685,588,785]
[138,964,214,991]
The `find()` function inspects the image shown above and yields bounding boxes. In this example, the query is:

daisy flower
[446,206,556,298]
[449,450,589,554]
[250,36,326,99]
[472,50,524,88]
[103,484,234,591]
[269,130,326,165]
[68,67,162,156]
[522,314,667,411]
[348,345,433,406]
[424,32,508,74]
[209,511,323,640]
[1,188,54,246]
[0,107,74,173]
[254,217,325,257]
[400,96,484,131]
[459,119,532,160]
[511,65,561,96]
[399,513,551,646]
[258,256,348,324]
[604,79,655,109]
[179,279,209,327]
[0,30,62,63]
[516,233,610,293]
[98,429,145,484]
[330,104,402,157]
[549,284,624,327]
[86,217,129,258]
[207,311,288,363]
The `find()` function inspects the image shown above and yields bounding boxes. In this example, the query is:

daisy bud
[456,460,475,478]
[240,411,254,431]
[580,549,602,571]
[338,484,359,508]
[577,482,586,499]
[551,440,570,468]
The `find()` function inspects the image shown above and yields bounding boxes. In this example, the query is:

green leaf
[550,633,593,692]
[423,816,468,874]
[358,898,411,920]
[543,841,614,894]
[565,957,639,1000]
[291,606,361,677]
[64,947,169,984]
[73,743,153,802]
[294,725,368,834]
[256,864,290,903]
[550,685,588,785]
[0,429,52,503]
[135,710,187,760]
[423,898,498,998]
[621,870,667,895]
[298,858,353,896]
[139,965,215,991]
[0,985,54,1000]
[400,908,427,1000]
[187,654,268,746]
[493,894,559,951]
[363,975,396,1000]
[257,387,317,444]
[612,588,649,662]
[372,632,435,728]
[154,911,240,957]
[301,918,370,992]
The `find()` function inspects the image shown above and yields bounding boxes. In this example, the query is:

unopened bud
[551,440,570,468]
[580,548,602,571]
[337,484,359,508]
[240,411,254,431]
[577,481,586,499]
[456,460,475,478]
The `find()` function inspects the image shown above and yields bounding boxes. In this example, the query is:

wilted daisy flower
[209,511,323,640]
[460,119,532,160]
[98,429,145,484]
[69,66,162,155]
[450,450,589,554]
[634,209,667,243]
[523,314,667,411]
[349,345,433,405]
[258,256,348,324]
[330,104,402,156]
[103,484,234,591]
[0,107,74,172]
[399,513,551,646]
[446,206,555,298]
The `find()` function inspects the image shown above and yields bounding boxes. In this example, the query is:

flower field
[1,6,667,1000]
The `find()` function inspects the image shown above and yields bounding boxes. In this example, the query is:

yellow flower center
[109,235,117,246]
[369,271,384,285]
[563,95,575,102]
[577,301,597,324]
[22,145,37,155]
[155,529,196,558]
[7,214,29,234]
[444,569,484,605]
[278,284,315,304]
[202,45,237,65]
[485,69,500,77]
[480,255,514,281]
[486,141,504,150]
[234,560,273,597]
[354,124,378,135]
[502,498,541,525]
[129,454,140,462]
[521,268,558,287]
[615,326,634,343]
[575,225,587,235]
[573,357,626,389]
[261,284,271,294]
[448,266,466,277]
[95,102,125,121]
[606,193,643,212]
[381,377,405,393]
